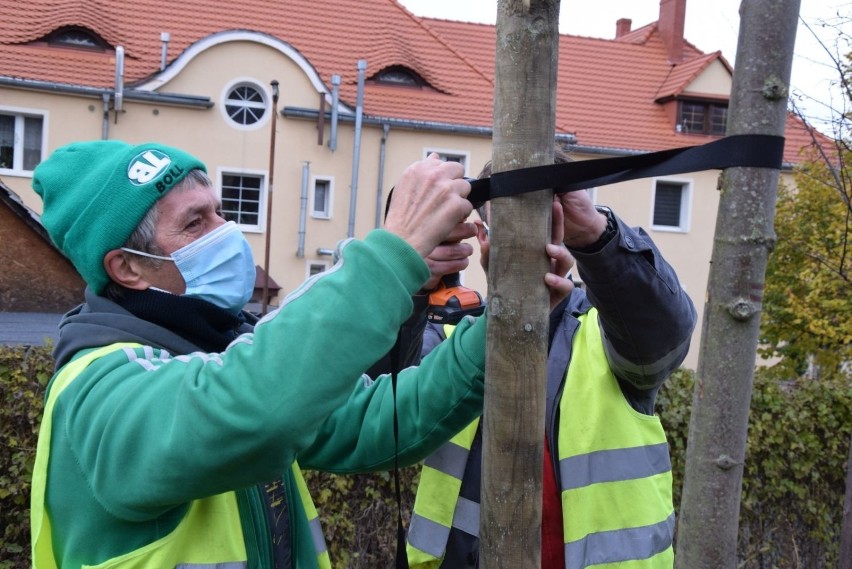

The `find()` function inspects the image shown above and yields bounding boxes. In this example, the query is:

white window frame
[423,147,470,175]
[650,177,693,233]
[219,78,271,131]
[306,260,329,279]
[217,167,268,233]
[310,175,334,219]
[0,106,48,177]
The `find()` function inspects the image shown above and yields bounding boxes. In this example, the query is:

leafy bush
[657,367,851,569]
[3,347,849,568]
[0,345,51,569]
[305,468,420,567]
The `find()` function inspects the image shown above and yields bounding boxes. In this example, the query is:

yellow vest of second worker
[408,311,675,568]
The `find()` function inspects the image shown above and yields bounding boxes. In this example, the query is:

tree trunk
[480,1,560,568]
[840,433,852,569]
[674,1,801,567]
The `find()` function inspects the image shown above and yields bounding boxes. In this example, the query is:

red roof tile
[0,0,824,162]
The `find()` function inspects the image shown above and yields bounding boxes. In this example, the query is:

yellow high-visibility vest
[408,310,674,568]
[31,343,331,569]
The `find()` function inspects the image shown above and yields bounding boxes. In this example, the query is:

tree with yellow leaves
[760,152,851,378]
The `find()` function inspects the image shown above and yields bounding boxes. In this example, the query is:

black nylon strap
[390,335,409,569]
[467,134,785,205]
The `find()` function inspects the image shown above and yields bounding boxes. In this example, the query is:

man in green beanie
[29,139,574,568]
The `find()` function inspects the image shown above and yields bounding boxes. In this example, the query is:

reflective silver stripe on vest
[408,513,451,557]
[310,516,328,554]
[408,497,481,556]
[175,563,247,569]
[451,496,480,536]
[423,441,469,480]
[564,511,675,568]
[559,442,671,490]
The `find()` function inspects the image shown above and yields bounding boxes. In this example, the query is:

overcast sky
[399,0,849,134]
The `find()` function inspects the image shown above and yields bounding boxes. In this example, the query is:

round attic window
[223,82,268,127]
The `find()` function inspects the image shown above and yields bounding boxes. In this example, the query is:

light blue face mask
[122,221,256,314]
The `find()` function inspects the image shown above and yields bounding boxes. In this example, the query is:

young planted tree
[481,1,559,567]
[675,0,801,567]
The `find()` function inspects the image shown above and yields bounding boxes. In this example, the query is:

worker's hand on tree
[385,153,473,259]
[420,222,477,291]
[545,198,575,310]
[557,188,608,249]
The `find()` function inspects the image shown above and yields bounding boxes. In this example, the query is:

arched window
[372,66,427,87]
[46,27,106,50]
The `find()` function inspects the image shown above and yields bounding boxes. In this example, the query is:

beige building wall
[685,60,734,96]
[1,33,794,371]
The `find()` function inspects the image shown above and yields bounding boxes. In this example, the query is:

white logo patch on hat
[127,150,171,186]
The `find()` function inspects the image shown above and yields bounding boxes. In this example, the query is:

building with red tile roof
[0,0,823,365]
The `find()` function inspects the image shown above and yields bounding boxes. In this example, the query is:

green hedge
[0,345,53,568]
[655,368,851,568]
[2,347,849,568]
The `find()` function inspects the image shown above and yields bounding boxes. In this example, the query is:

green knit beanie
[33,140,207,294]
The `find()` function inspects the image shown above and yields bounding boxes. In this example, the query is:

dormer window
[46,27,107,50]
[677,100,728,136]
[372,66,427,88]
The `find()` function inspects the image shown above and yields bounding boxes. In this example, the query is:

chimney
[615,18,632,38]
[658,0,686,64]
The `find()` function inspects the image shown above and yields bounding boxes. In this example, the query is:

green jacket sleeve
[297,314,486,474]
[58,230,432,520]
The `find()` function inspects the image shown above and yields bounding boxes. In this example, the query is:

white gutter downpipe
[375,123,390,228]
[347,60,366,238]
[113,46,124,119]
[328,75,341,152]
[160,32,171,71]
[297,161,310,258]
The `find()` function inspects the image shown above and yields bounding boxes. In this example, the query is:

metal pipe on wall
[347,60,366,238]
[113,46,124,121]
[261,80,280,315]
[328,74,340,152]
[160,32,171,71]
[101,93,110,139]
[375,122,390,228]
[297,161,310,258]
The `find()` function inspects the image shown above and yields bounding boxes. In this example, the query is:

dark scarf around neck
[116,288,253,353]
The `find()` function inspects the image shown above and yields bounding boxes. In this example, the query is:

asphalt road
[0,312,61,346]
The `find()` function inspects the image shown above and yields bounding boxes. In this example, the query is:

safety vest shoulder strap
[407,417,480,567]
[32,343,142,569]
[292,462,331,569]
[408,322,484,567]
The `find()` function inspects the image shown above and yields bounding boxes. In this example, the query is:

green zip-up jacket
[36,229,487,568]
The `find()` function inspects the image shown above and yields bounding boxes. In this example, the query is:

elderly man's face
[136,184,227,294]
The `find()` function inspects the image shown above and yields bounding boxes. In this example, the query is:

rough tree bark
[674,0,801,567]
[480,1,560,567]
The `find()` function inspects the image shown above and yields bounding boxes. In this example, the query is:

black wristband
[571,206,617,254]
